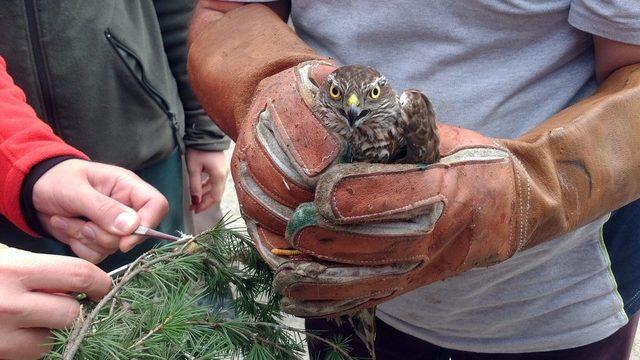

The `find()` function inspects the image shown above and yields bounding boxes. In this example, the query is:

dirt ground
[195,145,640,360]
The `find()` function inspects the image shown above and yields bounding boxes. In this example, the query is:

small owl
[315,64,440,164]
[313,65,441,358]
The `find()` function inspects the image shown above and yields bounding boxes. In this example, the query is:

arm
[154,0,230,152]
[188,2,323,139]
[0,56,169,263]
[0,56,87,234]
[189,0,290,44]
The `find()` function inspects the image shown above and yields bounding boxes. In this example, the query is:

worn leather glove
[189,5,640,317]
[188,5,344,255]
[273,64,640,317]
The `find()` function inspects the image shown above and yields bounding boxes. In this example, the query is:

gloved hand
[189,4,640,317]
[272,64,640,317]
[275,124,519,316]
[188,4,343,257]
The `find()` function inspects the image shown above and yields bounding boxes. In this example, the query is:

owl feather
[314,64,439,165]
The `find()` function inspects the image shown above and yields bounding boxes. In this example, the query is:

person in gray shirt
[188,0,640,359]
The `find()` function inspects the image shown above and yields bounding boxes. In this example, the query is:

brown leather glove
[188,4,343,253]
[189,5,640,317]
[273,64,640,317]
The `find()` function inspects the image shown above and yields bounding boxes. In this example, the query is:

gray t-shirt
[237,0,640,353]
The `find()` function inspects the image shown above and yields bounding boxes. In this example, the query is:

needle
[133,225,181,242]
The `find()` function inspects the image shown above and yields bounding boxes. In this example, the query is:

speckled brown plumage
[314,65,440,165]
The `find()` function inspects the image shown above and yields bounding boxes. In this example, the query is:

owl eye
[329,84,341,100]
[369,85,381,99]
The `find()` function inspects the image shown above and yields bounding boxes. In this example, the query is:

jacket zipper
[24,0,59,133]
[104,29,178,130]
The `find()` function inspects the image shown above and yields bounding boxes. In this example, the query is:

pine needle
[45,216,352,360]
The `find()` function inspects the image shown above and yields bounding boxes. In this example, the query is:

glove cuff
[188,4,329,140]
[500,64,640,248]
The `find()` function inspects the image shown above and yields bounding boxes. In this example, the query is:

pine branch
[45,217,354,360]
[62,239,196,359]
[129,314,174,350]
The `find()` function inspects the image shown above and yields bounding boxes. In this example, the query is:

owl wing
[398,89,440,164]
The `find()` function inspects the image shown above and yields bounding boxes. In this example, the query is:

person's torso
[0,0,184,169]
[290,0,627,352]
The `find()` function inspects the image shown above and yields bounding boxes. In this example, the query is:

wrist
[188,3,325,140]
[499,64,640,248]
[20,156,78,236]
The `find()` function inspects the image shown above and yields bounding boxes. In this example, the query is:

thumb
[73,185,141,235]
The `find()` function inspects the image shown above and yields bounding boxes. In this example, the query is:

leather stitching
[237,178,288,231]
[293,228,425,264]
[267,98,339,175]
[257,225,285,251]
[329,169,445,222]
[510,153,530,251]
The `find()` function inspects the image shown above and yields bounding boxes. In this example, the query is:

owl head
[316,65,399,138]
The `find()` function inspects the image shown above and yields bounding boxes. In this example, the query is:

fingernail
[114,211,137,233]
[51,217,68,230]
[81,225,96,241]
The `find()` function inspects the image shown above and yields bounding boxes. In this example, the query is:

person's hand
[188,4,338,246]
[0,244,111,359]
[186,149,228,213]
[229,60,342,236]
[32,159,169,263]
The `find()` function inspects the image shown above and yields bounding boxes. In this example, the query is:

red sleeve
[0,56,88,235]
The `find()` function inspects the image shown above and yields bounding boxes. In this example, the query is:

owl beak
[347,105,362,126]
[346,93,362,126]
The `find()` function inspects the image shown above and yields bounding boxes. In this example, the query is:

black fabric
[603,199,640,316]
[306,312,639,360]
[19,156,76,237]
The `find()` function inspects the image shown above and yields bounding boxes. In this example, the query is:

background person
[0,0,230,270]
[0,55,167,359]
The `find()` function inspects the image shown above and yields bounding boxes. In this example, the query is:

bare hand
[186,149,228,213]
[32,159,169,262]
[0,244,111,359]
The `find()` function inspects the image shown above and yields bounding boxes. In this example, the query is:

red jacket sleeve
[0,56,88,235]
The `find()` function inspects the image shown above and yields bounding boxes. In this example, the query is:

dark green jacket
[0,0,229,170]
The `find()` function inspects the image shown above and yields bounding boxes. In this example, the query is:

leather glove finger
[276,124,527,316]
[286,145,519,266]
[272,245,463,317]
[232,61,348,235]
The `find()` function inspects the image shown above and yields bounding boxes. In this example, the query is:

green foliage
[44,218,353,360]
